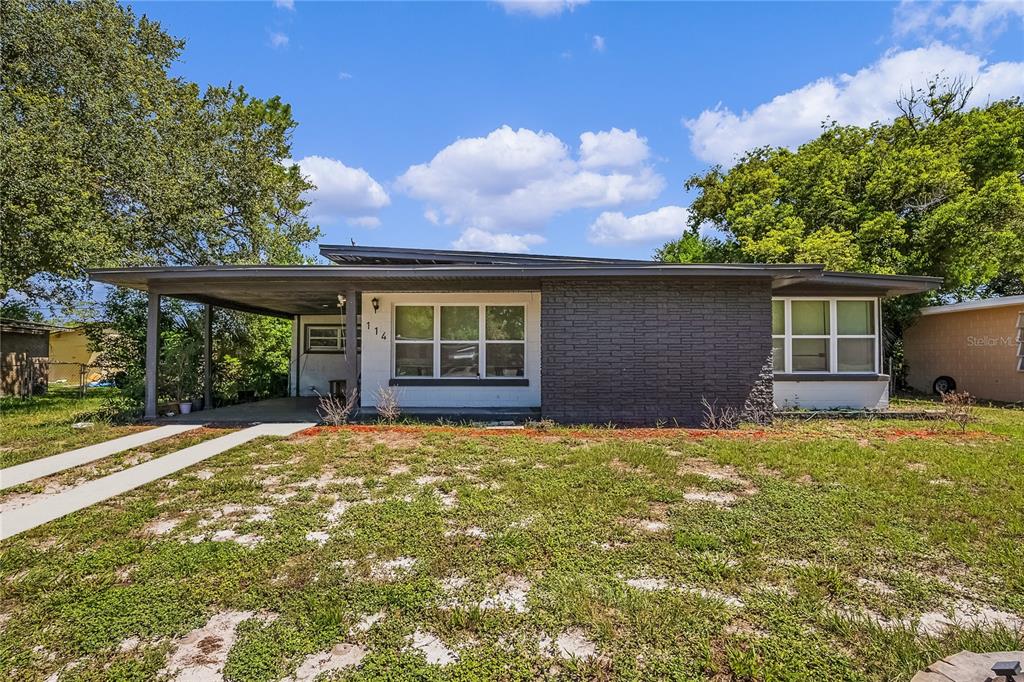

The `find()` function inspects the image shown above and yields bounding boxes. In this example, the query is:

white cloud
[268,31,289,49]
[684,44,1024,165]
[338,71,353,80]
[578,128,649,169]
[273,0,294,10]
[592,34,606,52]
[497,0,589,17]
[588,206,689,245]
[894,0,1024,42]
[452,227,546,253]
[397,125,664,237]
[292,155,390,226]
[348,216,381,229]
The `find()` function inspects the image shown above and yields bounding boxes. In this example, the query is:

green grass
[0,388,148,468]
[0,407,1021,681]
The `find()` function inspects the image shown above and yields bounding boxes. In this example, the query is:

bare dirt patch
[208,530,262,547]
[160,610,253,682]
[622,518,669,533]
[371,556,417,581]
[683,490,741,507]
[677,458,749,484]
[1,480,75,514]
[305,531,330,546]
[143,516,184,536]
[540,628,598,661]
[408,629,459,666]
[351,611,385,634]
[914,600,1023,636]
[479,575,531,613]
[284,642,368,681]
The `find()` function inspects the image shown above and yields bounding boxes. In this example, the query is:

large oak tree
[1,0,318,305]
[660,82,1024,303]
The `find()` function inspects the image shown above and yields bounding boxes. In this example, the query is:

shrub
[315,389,359,426]
[940,390,976,432]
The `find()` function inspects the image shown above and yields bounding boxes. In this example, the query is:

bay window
[393,304,526,380]
[772,298,879,374]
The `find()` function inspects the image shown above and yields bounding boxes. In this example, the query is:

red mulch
[290,423,996,444]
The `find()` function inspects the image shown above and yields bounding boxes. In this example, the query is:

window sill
[389,378,529,387]
[774,373,889,382]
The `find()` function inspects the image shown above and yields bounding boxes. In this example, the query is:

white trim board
[0,424,202,490]
[0,423,312,540]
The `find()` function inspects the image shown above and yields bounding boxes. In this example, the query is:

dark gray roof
[87,245,941,317]
[319,244,648,266]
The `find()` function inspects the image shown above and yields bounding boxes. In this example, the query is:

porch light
[371,297,380,313]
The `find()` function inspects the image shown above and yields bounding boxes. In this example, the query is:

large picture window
[772,298,879,374]
[393,304,526,379]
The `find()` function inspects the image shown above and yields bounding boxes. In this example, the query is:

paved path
[0,425,202,490]
[0,423,313,540]
[912,650,1024,681]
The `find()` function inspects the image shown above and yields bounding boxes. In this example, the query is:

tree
[660,81,1024,309]
[1,0,318,306]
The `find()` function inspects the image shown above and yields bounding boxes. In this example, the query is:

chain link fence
[1,355,121,398]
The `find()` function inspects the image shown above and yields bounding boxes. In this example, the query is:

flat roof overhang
[88,263,939,318]
[772,271,943,297]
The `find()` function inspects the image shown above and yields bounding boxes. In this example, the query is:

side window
[305,325,343,353]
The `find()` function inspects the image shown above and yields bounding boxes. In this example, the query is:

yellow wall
[904,306,1024,403]
[48,328,99,365]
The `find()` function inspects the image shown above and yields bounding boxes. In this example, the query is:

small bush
[700,396,742,429]
[940,390,976,432]
[374,385,401,423]
[315,388,358,426]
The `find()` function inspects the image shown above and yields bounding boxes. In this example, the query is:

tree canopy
[1,0,318,306]
[660,82,1024,301]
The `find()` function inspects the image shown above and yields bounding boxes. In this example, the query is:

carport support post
[345,288,359,397]
[145,292,160,420]
[203,304,213,411]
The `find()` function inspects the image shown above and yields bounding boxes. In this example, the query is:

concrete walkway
[1,423,313,540]
[0,424,202,490]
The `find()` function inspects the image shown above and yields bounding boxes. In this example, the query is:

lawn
[0,388,149,469]
[0,404,1021,681]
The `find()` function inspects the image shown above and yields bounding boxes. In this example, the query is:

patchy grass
[0,406,1021,680]
[0,388,148,468]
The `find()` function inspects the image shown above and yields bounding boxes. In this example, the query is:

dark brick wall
[540,278,773,425]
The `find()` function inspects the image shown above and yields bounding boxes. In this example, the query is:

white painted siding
[359,291,541,409]
[774,380,889,410]
[295,314,349,397]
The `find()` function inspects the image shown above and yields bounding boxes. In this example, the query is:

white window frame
[392,304,527,380]
[772,297,880,375]
[304,324,343,353]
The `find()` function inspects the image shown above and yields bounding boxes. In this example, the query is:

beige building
[904,296,1024,403]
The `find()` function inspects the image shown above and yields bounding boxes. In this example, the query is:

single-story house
[89,245,940,424]
[904,295,1024,403]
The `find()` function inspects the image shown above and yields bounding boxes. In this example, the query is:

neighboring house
[90,245,939,424]
[904,296,1024,404]
[49,327,100,366]
[0,318,53,396]
[49,326,111,384]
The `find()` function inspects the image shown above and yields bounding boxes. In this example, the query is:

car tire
[932,376,956,394]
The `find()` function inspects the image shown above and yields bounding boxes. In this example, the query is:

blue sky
[133,0,1024,260]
